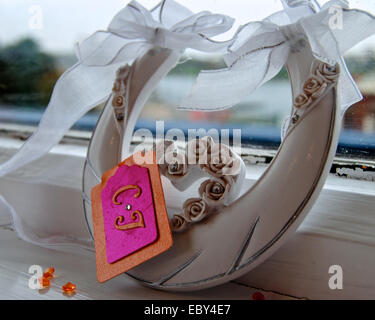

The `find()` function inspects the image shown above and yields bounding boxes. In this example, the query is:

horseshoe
[82,42,341,290]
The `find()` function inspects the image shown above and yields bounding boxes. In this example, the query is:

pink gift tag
[101,164,158,264]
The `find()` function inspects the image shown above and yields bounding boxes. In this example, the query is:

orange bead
[43,267,55,279]
[62,282,76,293]
[45,267,55,274]
[39,277,50,288]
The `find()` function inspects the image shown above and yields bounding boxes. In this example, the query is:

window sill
[0,131,374,299]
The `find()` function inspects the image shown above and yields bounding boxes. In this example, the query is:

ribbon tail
[304,27,362,114]
[179,44,289,111]
[0,195,93,250]
[0,62,121,177]
[336,55,362,114]
[301,7,375,114]
[332,8,375,113]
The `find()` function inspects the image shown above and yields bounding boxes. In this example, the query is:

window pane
[0,0,374,160]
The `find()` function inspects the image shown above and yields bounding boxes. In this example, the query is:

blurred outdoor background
[1,0,375,158]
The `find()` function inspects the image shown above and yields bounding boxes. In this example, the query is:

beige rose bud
[303,75,328,99]
[183,198,208,222]
[171,214,188,232]
[198,177,233,205]
[294,93,312,109]
[316,62,340,83]
[156,140,188,178]
[202,143,241,177]
[112,95,124,107]
[166,151,187,177]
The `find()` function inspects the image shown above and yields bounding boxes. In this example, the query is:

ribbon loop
[77,0,234,67]
[180,0,375,114]
[0,0,234,178]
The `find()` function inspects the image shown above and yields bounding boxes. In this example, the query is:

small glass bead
[125,204,132,211]
[62,282,76,294]
[45,267,55,274]
[43,267,55,279]
[252,291,265,300]
[39,277,50,288]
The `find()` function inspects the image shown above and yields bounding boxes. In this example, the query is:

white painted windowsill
[0,133,374,300]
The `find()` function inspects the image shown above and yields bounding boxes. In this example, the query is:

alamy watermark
[328,264,343,290]
[328,4,344,30]
[28,264,43,289]
[28,5,44,30]
[130,121,242,176]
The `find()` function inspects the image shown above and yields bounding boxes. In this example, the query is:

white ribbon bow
[77,0,234,66]
[0,0,234,177]
[180,0,375,113]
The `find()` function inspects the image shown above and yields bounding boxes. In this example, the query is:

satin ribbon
[0,0,234,177]
[180,0,374,114]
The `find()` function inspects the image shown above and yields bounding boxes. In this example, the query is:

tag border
[91,150,173,283]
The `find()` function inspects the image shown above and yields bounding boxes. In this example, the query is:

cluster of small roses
[291,61,340,125]
[156,137,242,233]
[157,136,241,179]
[171,175,235,232]
[111,65,131,121]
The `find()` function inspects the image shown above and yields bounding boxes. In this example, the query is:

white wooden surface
[0,227,293,300]
[0,135,374,299]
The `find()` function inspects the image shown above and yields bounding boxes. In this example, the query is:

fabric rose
[315,62,340,83]
[294,93,312,108]
[303,75,328,99]
[111,66,130,120]
[198,177,233,205]
[112,95,125,120]
[171,214,188,232]
[183,198,208,222]
[112,95,124,107]
[202,143,241,177]
[165,151,188,177]
[156,140,188,178]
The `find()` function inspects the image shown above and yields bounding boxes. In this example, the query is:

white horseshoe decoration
[0,0,373,294]
[82,34,341,291]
